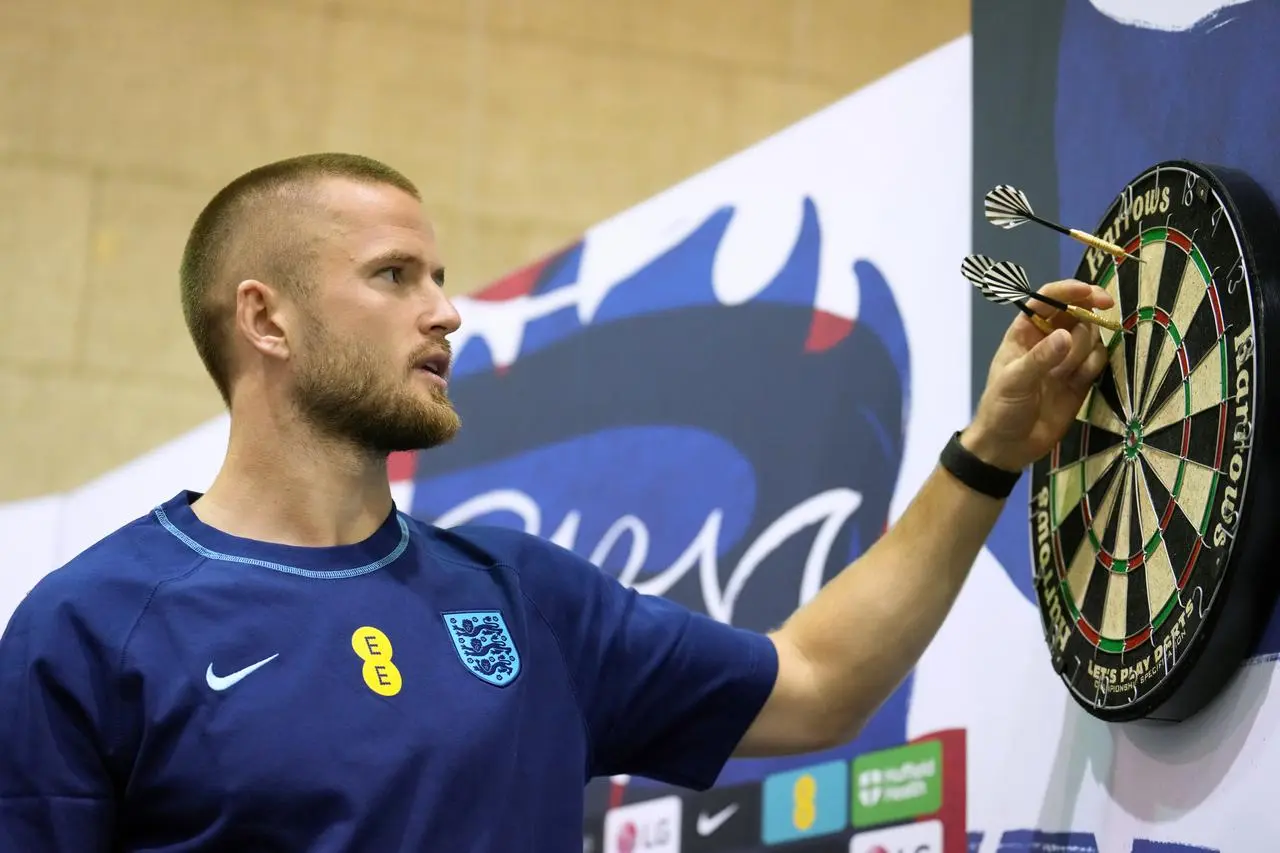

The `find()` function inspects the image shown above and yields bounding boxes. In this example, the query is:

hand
[963,278,1115,472]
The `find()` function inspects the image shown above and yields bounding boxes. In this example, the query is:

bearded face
[290,309,461,455]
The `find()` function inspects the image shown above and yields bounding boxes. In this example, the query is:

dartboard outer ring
[1027,159,1280,723]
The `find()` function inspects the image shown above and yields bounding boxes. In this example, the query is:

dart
[960,253,1054,334]
[985,184,1144,264]
[980,259,1125,333]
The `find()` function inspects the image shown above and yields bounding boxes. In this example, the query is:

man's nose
[420,288,462,336]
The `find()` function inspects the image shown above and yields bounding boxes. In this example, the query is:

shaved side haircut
[179,153,421,406]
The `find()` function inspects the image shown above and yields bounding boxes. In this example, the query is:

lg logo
[605,796,682,853]
[617,822,636,853]
[616,818,673,853]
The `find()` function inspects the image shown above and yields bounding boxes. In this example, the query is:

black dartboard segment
[1027,160,1280,722]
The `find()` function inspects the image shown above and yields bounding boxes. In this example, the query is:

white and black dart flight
[975,257,1124,333]
[984,184,1143,264]
[960,254,1054,334]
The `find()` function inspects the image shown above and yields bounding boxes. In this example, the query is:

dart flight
[960,253,1054,334]
[979,258,1124,333]
[985,184,1144,264]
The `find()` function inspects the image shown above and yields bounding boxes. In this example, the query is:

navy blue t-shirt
[0,491,778,852]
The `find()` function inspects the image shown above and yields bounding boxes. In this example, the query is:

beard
[290,325,461,455]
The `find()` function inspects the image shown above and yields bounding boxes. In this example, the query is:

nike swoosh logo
[696,803,739,836]
[206,653,279,691]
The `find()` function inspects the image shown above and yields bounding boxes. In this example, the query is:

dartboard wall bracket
[1026,159,1280,723]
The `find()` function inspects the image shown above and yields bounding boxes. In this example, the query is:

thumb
[1002,328,1071,393]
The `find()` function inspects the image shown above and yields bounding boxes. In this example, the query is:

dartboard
[1028,160,1280,722]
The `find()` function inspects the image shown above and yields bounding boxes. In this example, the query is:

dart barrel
[1064,305,1122,334]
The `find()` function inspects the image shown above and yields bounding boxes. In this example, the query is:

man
[0,153,1111,851]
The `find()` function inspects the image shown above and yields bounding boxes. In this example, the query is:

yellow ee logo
[762,759,846,844]
[792,773,817,830]
[351,626,402,697]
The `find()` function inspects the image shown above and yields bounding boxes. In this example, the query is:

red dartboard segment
[1125,625,1153,651]
[1167,229,1193,252]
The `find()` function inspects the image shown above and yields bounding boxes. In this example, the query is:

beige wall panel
[0,2,58,159]
[798,0,969,84]
[0,368,219,499]
[323,15,476,212]
[486,0,630,45]
[332,0,473,29]
[0,164,93,369]
[619,0,802,72]
[0,0,969,501]
[79,178,220,383]
[0,0,330,183]
[469,36,732,225]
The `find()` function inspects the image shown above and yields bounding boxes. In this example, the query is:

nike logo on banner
[206,653,279,691]
[696,803,739,836]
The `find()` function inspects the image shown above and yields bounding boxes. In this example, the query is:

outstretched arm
[735,279,1113,756]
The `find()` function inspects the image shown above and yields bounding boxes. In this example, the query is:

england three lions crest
[443,611,521,687]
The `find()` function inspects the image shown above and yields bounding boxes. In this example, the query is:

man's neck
[192,412,396,548]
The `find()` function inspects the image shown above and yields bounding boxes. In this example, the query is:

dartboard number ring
[1027,160,1274,722]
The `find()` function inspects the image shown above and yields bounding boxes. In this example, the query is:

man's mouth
[413,353,451,387]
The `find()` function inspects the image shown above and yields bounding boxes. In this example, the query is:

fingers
[1022,279,1115,323]
[994,276,1113,396]
[1001,278,1114,356]
[1067,327,1111,391]
[1040,278,1115,310]
[1049,320,1100,380]
[1028,313,1055,336]
[1001,327,1073,393]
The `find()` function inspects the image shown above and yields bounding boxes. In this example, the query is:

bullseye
[1123,421,1143,459]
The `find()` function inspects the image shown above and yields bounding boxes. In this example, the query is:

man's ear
[234,279,292,362]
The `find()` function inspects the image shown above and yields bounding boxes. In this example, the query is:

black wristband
[939,430,1021,499]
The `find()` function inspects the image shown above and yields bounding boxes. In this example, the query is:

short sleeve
[510,532,779,790]
[0,582,122,852]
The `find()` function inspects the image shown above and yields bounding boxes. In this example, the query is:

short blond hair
[179,152,420,405]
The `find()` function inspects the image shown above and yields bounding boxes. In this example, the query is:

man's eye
[377,266,403,284]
